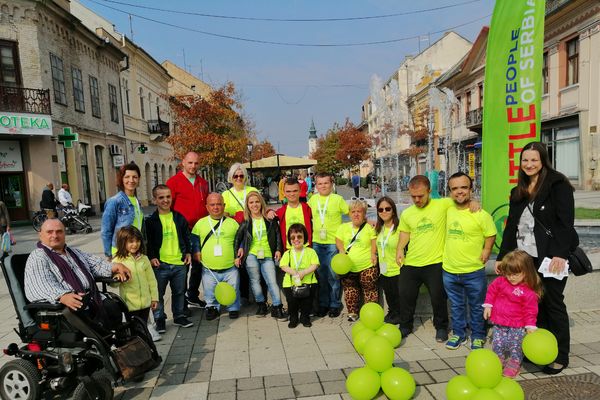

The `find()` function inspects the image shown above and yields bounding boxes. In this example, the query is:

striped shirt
[25,245,113,303]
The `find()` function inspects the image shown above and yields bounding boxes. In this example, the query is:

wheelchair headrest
[1,254,36,328]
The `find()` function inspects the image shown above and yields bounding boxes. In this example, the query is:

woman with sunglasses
[375,196,401,325]
[222,163,259,224]
[335,199,378,322]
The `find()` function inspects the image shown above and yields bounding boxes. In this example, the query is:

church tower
[308,119,317,157]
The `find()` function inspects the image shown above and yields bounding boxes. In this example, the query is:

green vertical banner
[482,0,545,249]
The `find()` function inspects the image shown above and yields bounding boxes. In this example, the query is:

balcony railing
[466,107,483,128]
[0,86,51,115]
[147,119,170,135]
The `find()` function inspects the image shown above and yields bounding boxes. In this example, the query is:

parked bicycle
[32,204,93,233]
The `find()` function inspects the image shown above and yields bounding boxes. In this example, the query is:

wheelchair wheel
[0,359,41,400]
[32,213,46,232]
[71,372,113,400]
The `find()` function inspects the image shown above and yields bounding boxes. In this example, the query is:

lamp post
[247,142,254,186]
[427,111,435,172]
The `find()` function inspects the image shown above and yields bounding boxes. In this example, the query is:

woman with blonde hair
[222,162,259,224]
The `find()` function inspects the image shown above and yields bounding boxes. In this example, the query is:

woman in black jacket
[234,191,286,319]
[496,141,578,375]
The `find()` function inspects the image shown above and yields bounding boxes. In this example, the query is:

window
[465,91,471,115]
[139,88,145,119]
[108,83,119,123]
[89,76,101,118]
[478,83,483,108]
[148,93,153,119]
[566,37,579,86]
[50,53,67,105]
[71,67,85,112]
[455,96,461,124]
[95,146,106,209]
[542,125,580,180]
[123,79,130,115]
[80,143,91,205]
[542,52,549,94]
[0,40,21,87]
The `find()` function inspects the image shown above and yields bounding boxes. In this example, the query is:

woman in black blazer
[496,141,578,375]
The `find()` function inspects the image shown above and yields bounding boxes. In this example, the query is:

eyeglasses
[378,207,392,213]
[232,174,245,179]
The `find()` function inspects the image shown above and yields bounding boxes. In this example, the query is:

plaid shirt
[25,245,112,303]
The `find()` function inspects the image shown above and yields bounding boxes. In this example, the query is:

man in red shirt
[166,152,209,309]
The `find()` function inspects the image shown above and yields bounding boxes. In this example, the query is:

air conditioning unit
[109,144,122,155]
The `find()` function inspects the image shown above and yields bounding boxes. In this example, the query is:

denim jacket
[101,191,141,257]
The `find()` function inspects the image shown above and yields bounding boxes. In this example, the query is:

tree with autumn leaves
[166,82,274,168]
[310,118,371,175]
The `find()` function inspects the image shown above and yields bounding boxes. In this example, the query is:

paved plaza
[0,192,599,399]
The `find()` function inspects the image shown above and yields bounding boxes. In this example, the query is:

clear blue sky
[80,0,495,157]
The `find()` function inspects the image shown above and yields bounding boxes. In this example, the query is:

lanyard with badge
[316,195,330,240]
[208,217,224,256]
[292,248,305,286]
[253,218,265,259]
[377,225,394,274]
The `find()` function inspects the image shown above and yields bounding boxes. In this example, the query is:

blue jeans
[442,268,487,340]
[313,243,342,309]
[245,255,282,306]
[153,263,188,321]
[202,266,241,311]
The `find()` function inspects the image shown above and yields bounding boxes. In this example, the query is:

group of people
[23,141,577,379]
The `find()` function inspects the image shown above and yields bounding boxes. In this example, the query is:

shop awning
[242,154,317,171]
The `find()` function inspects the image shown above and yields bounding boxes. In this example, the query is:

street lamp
[247,142,254,185]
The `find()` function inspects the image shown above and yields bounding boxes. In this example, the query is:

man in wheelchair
[0,219,162,400]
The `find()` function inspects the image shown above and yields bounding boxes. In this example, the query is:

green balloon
[493,377,524,400]
[381,367,416,400]
[353,329,376,355]
[446,375,479,400]
[376,323,402,348]
[465,349,503,389]
[351,321,369,339]
[214,282,236,306]
[331,253,353,275]
[346,367,381,400]
[522,328,558,366]
[359,302,385,331]
[470,388,504,400]
[363,336,394,372]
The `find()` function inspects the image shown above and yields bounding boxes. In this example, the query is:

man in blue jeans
[146,184,194,333]
[442,172,496,350]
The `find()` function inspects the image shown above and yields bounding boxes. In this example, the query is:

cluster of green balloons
[332,253,353,275]
[522,328,558,365]
[446,349,524,400]
[346,303,416,400]
[214,282,236,306]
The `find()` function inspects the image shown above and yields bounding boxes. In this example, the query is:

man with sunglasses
[167,152,209,310]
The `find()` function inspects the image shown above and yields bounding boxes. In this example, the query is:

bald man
[166,152,209,308]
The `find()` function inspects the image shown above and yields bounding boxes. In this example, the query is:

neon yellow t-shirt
[127,195,143,230]
[308,193,349,245]
[399,197,454,267]
[279,247,319,287]
[248,218,273,258]
[377,225,400,277]
[191,216,239,270]
[222,186,259,216]
[284,205,305,249]
[443,207,497,273]
[158,212,184,265]
[335,222,376,273]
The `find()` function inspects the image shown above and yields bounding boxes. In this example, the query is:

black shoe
[155,319,166,334]
[384,312,401,325]
[435,328,448,343]
[271,305,288,321]
[205,307,219,321]
[229,311,239,319]
[288,319,298,329]
[316,307,328,317]
[542,363,567,375]
[186,294,206,308]
[173,317,194,328]
[400,327,412,338]
[301,316,312,328]
[256,302,268,316]
[328,307,341,318]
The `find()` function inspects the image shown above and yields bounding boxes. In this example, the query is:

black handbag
[527,205,593,276]
[291,284,310,299]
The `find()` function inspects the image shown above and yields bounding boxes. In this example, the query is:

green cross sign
[58,127,79,149]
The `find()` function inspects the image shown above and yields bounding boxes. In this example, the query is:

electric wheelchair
[0,253,162,399]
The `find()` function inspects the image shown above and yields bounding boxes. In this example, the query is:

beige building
[162,60,211,99]
[0,0,126,220]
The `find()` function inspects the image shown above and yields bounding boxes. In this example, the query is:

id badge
[257,249,265,259]
[319,228,327,240]
[213,244,223,257]
[380,262,387,275]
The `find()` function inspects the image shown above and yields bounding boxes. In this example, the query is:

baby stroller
[0,254,162,399]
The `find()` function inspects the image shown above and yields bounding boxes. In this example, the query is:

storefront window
[543,126,580,180]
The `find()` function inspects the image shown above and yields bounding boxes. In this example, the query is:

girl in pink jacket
[483,250,542,378]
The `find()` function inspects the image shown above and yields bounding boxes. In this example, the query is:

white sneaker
[147,323,162,342]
